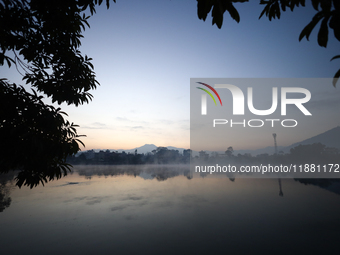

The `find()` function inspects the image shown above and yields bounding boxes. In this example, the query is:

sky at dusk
[3,0,340,151]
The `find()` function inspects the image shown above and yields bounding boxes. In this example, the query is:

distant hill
[115,144,187,154]
[116,144,157,154]
[193,126,340,156]
[243,126,340,155]
[285,126,340,151]
[239,126,340,156]
[79,127,340,156]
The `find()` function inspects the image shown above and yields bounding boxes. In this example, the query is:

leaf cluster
[0,0,116,187]
[0,0,114,105]
[196,0,340,86]
[197,0,248,28]
[0,79,86,188]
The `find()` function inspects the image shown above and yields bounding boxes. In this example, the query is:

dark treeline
[68,143,340,165]
[67,147,192,165]
[196,143,340,165]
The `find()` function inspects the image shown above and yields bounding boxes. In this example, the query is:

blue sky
[4,0,340,150]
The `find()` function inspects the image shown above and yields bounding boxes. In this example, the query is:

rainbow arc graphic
[196,82,222,106]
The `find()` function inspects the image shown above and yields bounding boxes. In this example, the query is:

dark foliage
[0,79,85,187]
[68,147,192,165]
[197,0,340,86]
[0,0,116,187]
[0,0,115,105]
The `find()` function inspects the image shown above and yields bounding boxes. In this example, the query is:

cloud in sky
[130,126,144,130]
[116,117,149,125]
[81,122,110,130]
[116,117,129,121]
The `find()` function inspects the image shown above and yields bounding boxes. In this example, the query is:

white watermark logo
[199,84,311,116]
[197,83,312,128]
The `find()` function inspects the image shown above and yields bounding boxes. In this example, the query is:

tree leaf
[311,0,319,10]
[332,68,340,87]
[226,3,240,23]
[212,3,224,28]
[197,0,213,21]
[317,16,330,47]
[333,0,340,10]
[280,0,286,12]
[75,138,85,147]
[330,55,340,61]
[274,1,280,19]
[320,0,332,12]
[299,12,323,41]
[329,14,340,41]
[259,4,270,19]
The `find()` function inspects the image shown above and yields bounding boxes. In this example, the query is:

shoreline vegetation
[67,143,340,165]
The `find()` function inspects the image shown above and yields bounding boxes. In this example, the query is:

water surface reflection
[0,165,339,255]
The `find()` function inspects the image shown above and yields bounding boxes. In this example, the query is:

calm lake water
[1,165,340,255]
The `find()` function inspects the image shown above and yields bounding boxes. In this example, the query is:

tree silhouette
[0,81,84,188]
[0,0,115,187]
[197,0,340,86]
[225,146,234,157]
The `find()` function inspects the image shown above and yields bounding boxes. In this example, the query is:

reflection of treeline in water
[194,143,340,165]
[75,165,192,181]
[68,147,191,165]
